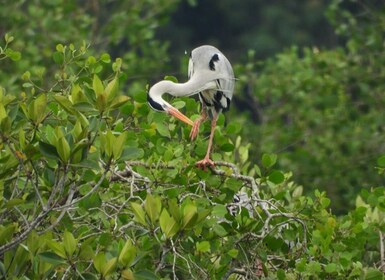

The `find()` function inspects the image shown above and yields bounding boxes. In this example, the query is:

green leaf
[121,269,135,280]
[167,199,181,222]
[0,104,6,123]
[80,273,98,280]
[133,90,147,103]
[112,58,122,72]
[39,141,60,159]
[63,230,77,258]
[100,130,113,159]
[93,74,104,97]
[196,209,211,223]
[144,194,162,225]
[325,263,338,273]
[159,209,180,238]
[21,71,31,80]
[196,241,210,253]
[87,56,97,65]
[0,224,16,245]
[164,75,178,83]
[79,193,102,210]
[54,95,75,114]
[213,224,228,237]
[96,92,106,112]
[226,122,242,134]
[5,33,14,43]
[320,197,331,208]
[22,83,33,88]
[46,239,66,258]
[56,43,64,52]
[5,48,21,61]
[228,249,238,258]
[19,129,26,150]
[377,155,385,167]
[28,94,47,124]
[100,53,111,63]
[292,186,303,198]
[212,205,228,218]
[75,111,90,128]
[93,253,105,274]
[364,268,385,280]
[109,95,130,110]
[5,199,24,208]
[105,77,119,102]
[181,203,198,230]
[268,170,285,184]
[72,121,83,141]
[0,116,11,133]
[277,269,286,280]
[155,122,170,138]
[130,202,147,226]
[220,143,234,152]
[113,131,127,160]
[52,51,64,64]
[122,147,144,160]
[56,137,71,163]
[39,252,66,265]
[118,239,136,267]
[134,270,159,280]
[172,100,186,109]
[306,261,321,274]
[102,257,117,277]
[262,153,277,169]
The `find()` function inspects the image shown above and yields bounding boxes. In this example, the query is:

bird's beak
[166,107,194,126]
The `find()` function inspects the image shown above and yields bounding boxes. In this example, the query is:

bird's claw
[195,158,215,170]
[190,120,201,141]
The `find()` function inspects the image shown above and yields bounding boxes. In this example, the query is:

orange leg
[190,109,207,141]
[196,117,217,169]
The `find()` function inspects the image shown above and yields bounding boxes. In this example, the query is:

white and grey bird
[148,45,234,168]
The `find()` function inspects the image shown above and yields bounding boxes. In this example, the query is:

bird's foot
[190,119,201,141]
[195,157,215,170]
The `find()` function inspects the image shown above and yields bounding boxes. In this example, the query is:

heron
[148,45,234,168]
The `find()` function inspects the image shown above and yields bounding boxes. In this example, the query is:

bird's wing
[216,53,235,101]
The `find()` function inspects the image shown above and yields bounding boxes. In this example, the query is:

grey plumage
[188,45,234,119]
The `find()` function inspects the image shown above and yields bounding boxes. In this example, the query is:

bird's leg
[196,117,217,169]
[190,109,208,141]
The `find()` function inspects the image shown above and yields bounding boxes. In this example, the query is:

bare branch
[380,230,385,272]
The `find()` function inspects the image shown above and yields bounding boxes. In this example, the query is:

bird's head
[148,81,194,126]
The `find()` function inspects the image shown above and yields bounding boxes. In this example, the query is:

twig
[155,245,169,273]
[222,267,247,280]
[39,184,76,234]
[380,230,385,272]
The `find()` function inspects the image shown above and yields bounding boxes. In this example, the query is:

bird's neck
[150,76,216,98]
